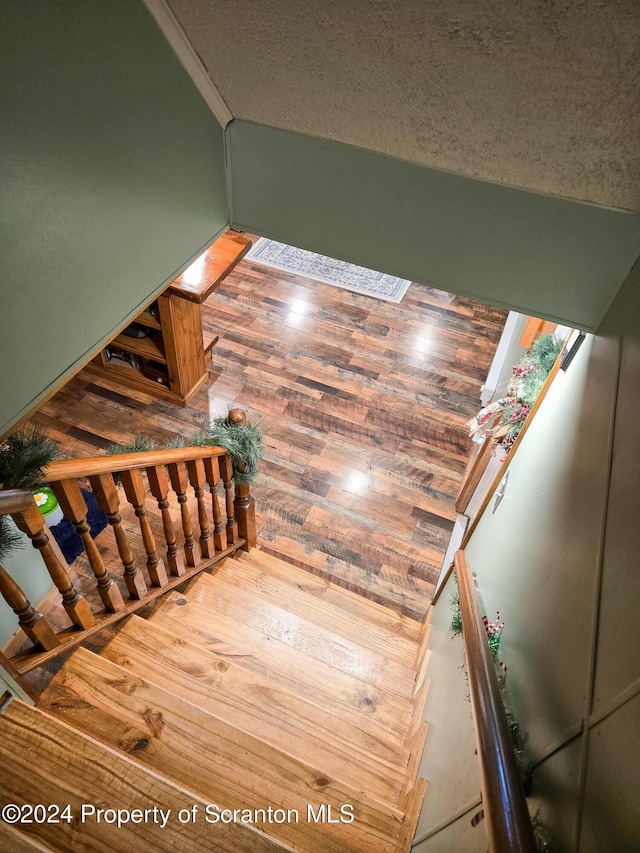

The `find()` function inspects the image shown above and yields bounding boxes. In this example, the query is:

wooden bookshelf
[84,231,251,405]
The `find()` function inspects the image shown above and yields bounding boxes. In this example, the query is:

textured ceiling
[166,0,640,212]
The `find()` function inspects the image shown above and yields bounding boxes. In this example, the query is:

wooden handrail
[454,550,536,853]
[0,427,256,680]
[42,444,228,482]
[0,489,36,515]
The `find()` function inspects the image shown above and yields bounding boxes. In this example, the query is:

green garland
[105,434,159,456]
[0,519,23,562]
[450,584,463,637]
[104,434,161,485]
[192,414,263,486]
[0,426,61,561]
[105,410,264,486]
[0,426,61,491]
[500,334,565,449]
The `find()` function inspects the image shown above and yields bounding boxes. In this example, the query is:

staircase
[0,548,430,852]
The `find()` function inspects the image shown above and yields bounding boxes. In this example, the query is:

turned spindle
[11,500,95,630]
[218,454,238,546]
[119,469,168,588]
[168,462,198,567]
[186,459,212,559]
[51,481,125,613]
[204,456,227,552]
[90,473,148,599]
[146,465,185,577]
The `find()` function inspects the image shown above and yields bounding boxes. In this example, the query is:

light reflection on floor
[341,471,373,496]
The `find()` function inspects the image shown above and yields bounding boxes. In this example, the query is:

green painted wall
[419,258,640,849]
[413,575,485,849]
[0,523,53,647]
[227,120,640,334]
[0,0,229,436]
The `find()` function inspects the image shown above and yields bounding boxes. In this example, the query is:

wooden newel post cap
[227,409,247,427]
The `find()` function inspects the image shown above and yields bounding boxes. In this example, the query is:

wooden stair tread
[103,614,410,805]
[397,779,428,853]
[39,648,404,853]
[0,699,286,853]
[150,590,414,746]
[0,820,53,853]
[235,549,422,644]
[188,571,418,701]
[216,553,420,666]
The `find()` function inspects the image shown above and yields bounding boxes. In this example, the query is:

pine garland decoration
[0,426,61,562]
[104,434,159,484]
[104,434,159,456]
[498,333,565,449]
[520,371,547,406]
[532,332,565,374]
[163,436,187,450]
[0,426,61,491]
[0,517,23,562]
[197,413,264,486]
[104,411,264,486]
[450,581,463,637]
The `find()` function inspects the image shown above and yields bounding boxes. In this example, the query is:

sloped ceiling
[166,0,640,212]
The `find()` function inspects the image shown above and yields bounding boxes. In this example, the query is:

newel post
[227,409,257,551]
[234,480,256,551]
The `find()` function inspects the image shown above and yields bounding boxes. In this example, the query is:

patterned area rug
[245,239,412,303]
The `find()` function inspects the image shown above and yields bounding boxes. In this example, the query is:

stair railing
[454,549,536,853]
[0,441,255,680]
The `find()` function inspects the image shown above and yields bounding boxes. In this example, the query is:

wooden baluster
[52,481,125,613]
[119,469,168,588]
[218,453,238,546]
[234,477,256,551]
[204,456,227,552]
[168,462,197,567]
[146,465,185,577]
[186,459,212,559]
[0,561,60,650]
[89,473,148,600]
[11,502,95,630]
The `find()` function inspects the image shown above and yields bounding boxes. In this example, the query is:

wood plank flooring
[27,235,506,620]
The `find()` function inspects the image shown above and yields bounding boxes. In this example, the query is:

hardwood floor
[28,237,506,621]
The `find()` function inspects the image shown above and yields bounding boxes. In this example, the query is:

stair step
[39,648,405,853]
[187,571,418,700]
[217,552,421,667]
[150,589,414,746]
[102,614,410,805]
[397,779,428,853]
[235,549,422,643]
[0,820,52,853]
[0,699,287,852]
